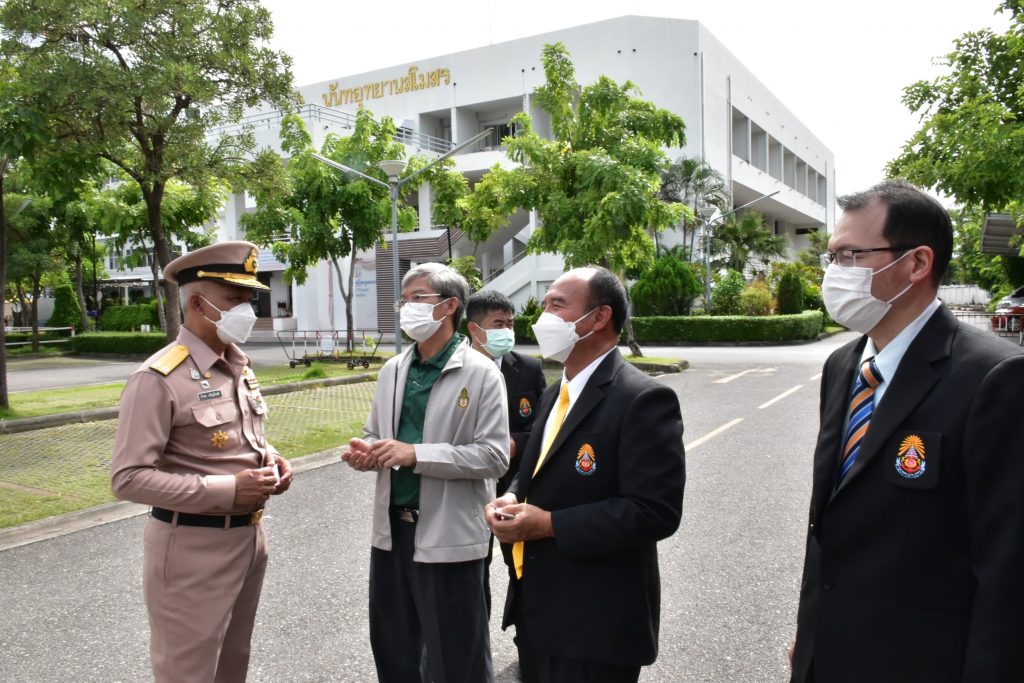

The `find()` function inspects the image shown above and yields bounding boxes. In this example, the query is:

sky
[260,0,1012,200]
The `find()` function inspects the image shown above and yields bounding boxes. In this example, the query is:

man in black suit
[487,267,685,683]
[466,290,546,672]
[790,180,1024,682]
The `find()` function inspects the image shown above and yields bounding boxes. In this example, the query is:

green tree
[711,211,788,273]
[88,173,222,330]
[795,228,830,272]
[47,283,83,330]
[776,268,805,314]
[739,280,772,316]
[461,42,691,355]
[711,269,746,316]
[887,1,1024,222]
[243,112,414,348]
[630,256,702,316]
[658,156,729,259]
[1,0,296,340]
[448,255,483,292]
[6,192,59,351]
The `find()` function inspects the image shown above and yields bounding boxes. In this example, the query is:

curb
[0,446,346,552]
[0,373,376,434]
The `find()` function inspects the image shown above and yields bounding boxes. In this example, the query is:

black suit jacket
[792,305,1024,682]
[505,351,685,667]
[498,350,547,496]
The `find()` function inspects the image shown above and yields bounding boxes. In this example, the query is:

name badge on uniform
[198,389,223,401]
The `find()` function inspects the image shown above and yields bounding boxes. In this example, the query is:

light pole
[311,127,491,355]
[697,190,781,313]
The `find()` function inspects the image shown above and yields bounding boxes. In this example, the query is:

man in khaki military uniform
[111,241,293,683]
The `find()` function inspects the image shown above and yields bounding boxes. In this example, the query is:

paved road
[0,337,843,682]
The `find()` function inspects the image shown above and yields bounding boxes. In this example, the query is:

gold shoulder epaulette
[150,345,190,376]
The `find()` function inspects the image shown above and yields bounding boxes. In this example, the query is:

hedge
[632,310,823,343]
[99,303,159,331]
[69,332,168,355]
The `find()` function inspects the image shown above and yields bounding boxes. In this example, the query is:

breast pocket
[192,398,238,427]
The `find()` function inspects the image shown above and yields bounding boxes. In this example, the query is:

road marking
[685,418,744,451]
[713,369,755,384]
[758,385,804,410]
[809,372,822,381]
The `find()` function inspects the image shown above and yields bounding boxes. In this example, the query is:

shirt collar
[560,347,617,406]
[861,298,942,383]
[178,326,249,376]
[415,331,464,369]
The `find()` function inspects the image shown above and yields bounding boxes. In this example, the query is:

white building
[104,15,835,339]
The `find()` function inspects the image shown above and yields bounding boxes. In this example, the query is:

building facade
[103,16,835,338]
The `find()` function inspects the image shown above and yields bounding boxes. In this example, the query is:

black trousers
[369,508,492,683]
[514,582,640,683]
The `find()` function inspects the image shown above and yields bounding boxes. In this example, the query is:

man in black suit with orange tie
[789,180,1024,682]
[487,267,685,683]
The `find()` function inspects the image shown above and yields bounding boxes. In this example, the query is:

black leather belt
[151,506,264,528]
[390,506,418,523]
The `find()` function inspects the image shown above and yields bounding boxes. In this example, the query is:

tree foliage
[630,256,702,316]
[0,0,296,339]
[888,1,1024,220]
[711,269,746,316]
[460,42,691,354]
[776,269,805,314]
[243,112,414,343]
[658,156,729,258]
[710,211,788,273]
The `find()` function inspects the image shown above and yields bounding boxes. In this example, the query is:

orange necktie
[513,383,570,578]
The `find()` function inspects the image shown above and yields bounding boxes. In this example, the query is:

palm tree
[710,210,788,273]
[658,156,729,257]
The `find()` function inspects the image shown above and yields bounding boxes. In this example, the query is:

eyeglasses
[820,245,918,269]
[397,293,443,307]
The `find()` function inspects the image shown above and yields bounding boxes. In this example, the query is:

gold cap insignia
[244,247,258,274]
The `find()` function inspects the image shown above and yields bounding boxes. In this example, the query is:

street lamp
[311,127,491,354]
[698,190,781,313]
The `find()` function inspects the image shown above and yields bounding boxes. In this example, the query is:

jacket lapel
[534,352,621,477]
[817,340,864,512]
[832,306,954,497]
[517,382,560,497]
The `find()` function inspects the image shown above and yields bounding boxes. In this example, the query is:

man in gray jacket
[344,262,510,683]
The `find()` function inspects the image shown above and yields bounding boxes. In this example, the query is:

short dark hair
[584,267,628,332]
[837,179,952,286]
[466,290,515,324]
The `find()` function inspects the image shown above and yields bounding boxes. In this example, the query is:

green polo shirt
[390,331,464,508]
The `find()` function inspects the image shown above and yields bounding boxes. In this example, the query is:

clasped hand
[343,437,417,470]
[485,493,554,543]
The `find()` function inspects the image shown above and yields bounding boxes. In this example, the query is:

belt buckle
[249,509,264,526]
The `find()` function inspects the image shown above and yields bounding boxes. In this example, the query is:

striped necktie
[837,358,882,484]
[513,383,571,579]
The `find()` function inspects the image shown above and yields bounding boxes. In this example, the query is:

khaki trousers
[143,517,268,683]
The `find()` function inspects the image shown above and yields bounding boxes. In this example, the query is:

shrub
[777,270,805,314]
[739,281,772,316]
[711,270,745,316]
[632,310,823,342]
[99,304,159,331]
[47,284,84,330]
[69,332,167,355]
[630,257,701,316]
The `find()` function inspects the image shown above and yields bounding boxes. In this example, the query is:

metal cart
[276,329,383,369]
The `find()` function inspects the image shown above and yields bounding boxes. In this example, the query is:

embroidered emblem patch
[457,387,469,409]
[518,397,532,418]
[575,443,596,476]
[211,430,230,449]
[895,434,926,479]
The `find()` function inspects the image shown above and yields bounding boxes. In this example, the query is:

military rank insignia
[211,430,230,449]
[458,387,469,409]
[895,434,926,479]
[575,443,596,476]
[518,397,532,418]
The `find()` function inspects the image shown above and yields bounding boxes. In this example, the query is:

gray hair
[179,281,207,315]
[402,262,469,329]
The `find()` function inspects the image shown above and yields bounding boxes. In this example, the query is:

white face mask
[200,295,257,345]
[400,300,449,342]
[821,250,914,334]
[531,309,596,363]
[473,325,516,357]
